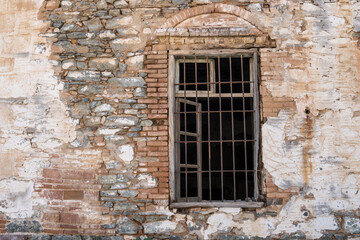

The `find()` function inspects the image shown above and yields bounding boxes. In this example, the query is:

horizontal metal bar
[170,201,264,208]
[179,131,198,137]
[179,170,259,173]
[175,81,254,86]
[175,110,255,114]
[175,140,255,143]
[175,93,253,98]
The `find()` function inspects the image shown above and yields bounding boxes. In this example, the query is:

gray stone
[29,236,52,240]
[52,236,75,240]
[133,87,146,97]
[78,39,104,46]
[118,104,131,109]
[133,104,146,109]
[71,103,90,118]
[140,120,153,127]
[117,174,131,182]
[130,126,141,131]
[113,202,139,211]
[171,0,190,4]
[89,58,119,71]
[110,37,145,52]
[118,190,139,197]
[101,197,126,202]
[114,0,128,8]
[110,183,127,189]
[94,104,115,113]
[6,221,43,233]
[67,32,87,39]
[99,30,117,39]
[105,16,133,29]
[78,85,103,95]
[143,220,177,234]
[66,71,100,81]
[344,216,360,234]
[62,59,77,70]
[53,41,89,54]
[103,202,113,207]
[108,77,145,87]
[84,116,101,126]
[100,190,118,197]
[216,235,250,240]
[105,116,139,127]
[84,18,103,32]
[102,223,116,229]
[116,28,139,37]
[77,62,88,69]
[60,23,83,33]
[99,175,117,184]
[116,216,138,234]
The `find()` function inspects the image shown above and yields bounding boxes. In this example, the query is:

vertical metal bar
[195,56,202,201]
[206,57,212,201]
[253,51,259,200]
[241,55,249,200]
[218,56,224,201]
[183,56,188,201]
[229,56,236,201]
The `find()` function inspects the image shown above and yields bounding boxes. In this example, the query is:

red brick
[43,169,61,178]
[60,213,81,224]
[64,190,84,200]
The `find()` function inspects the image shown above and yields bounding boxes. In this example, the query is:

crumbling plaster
[0,0,359,239]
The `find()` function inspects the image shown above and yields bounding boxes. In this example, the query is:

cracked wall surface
[0,0,360,239]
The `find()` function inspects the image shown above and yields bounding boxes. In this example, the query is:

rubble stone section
[0,0,359,239]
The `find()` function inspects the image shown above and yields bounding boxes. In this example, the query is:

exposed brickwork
[1,0,360,239]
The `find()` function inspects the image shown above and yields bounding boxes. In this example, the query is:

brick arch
[162,3,269,33]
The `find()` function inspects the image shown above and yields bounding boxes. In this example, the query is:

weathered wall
[0,0,360,239]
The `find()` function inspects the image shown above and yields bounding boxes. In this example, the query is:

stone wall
[1,0,360,239]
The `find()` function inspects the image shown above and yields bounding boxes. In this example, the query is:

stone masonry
[0,0,360,239]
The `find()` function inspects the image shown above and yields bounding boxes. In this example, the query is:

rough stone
[83,18,103,32]
[99,175,117,184]
[108,77,145,88]
[89,58,119,71]
[344,217,360,234]
[118,190,138,197]
[143,220,177,234]
[66,71,100,81]
[113,202,139,211]
[109,37,145,52]
[104,116,139,127]
[116,216,138,234]
[6,221,43,233]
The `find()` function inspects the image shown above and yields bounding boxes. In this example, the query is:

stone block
[116,216,138,234]
[94,104,116,113]
[6,221,42,233]
[66,71,100,81]
[108,77,145,87]
[104,116,139,127]
[143,220,177,234]
[344,216,360,234]
[109,37,145,52]
[118,190,139,197]
[99,175,117,184]
[105,16,134,29]
[84,18,104,32]
[89,58,119,71]
[113,202,139,211]
[78,85,104,95]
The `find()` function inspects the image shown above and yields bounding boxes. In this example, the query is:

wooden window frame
[168,49,263,208]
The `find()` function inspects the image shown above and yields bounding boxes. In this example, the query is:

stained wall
[0,0,360,239]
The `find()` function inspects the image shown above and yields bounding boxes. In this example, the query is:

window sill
[170,201,264,209]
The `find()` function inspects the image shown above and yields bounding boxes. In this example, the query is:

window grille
[172,52,260,206]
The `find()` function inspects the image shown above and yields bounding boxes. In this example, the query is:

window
[170,50,261,208]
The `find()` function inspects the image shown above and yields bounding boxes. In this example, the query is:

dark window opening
[174,54,259,203]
